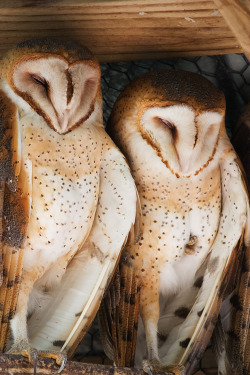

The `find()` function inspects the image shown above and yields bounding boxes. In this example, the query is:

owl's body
[0,39,138,365]
[18,111,102,274]
[20,118,97,271]
[104,70,250,374]
[129,134,220,275]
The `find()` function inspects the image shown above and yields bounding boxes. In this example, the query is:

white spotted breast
[20,113,103,269]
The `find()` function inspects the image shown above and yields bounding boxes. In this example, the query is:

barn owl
[213,102,250,375]
[0,38,138,371]
[99,70,250,375]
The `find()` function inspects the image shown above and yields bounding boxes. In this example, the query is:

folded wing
[28,146,138,357]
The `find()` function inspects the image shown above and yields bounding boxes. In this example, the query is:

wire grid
[73,54,250,373]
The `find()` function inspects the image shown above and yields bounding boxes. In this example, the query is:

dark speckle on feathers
[230,293,243,311]
[120,276,125,288]
[242,252,250,273]
[204,313,217,330]
[227,330,240,343]
[129,293,136,305]
[3,188,27,248]
[207,256,220,274]
[157,332,168,342]
[174,306,190,319]
[2,315,8,324]
[180,338,190,348]
[3,269,7,278]
[124,292,130,304]
[52,340,66,347]
[122,330,132,342]
[194,276,204,288]
[7,280,14,288]
[197,308,204,317]
[9,310,15,319]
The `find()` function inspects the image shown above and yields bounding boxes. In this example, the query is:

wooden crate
[0,1,249,374]
[0,0,249,62]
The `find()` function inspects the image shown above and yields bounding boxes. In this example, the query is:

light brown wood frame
[0,0,249,62]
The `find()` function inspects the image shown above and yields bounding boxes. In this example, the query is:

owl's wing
[27,144,138,358]
[0,90,31,350]
[98,193,141,367]
[241,247,250,372]
[213,242,250,375]
[222,161,250,375]
[160,151,250,375]
[213,109,250,375]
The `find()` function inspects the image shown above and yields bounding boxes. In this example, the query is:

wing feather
[212,316,232,375]
[98,270,119,361]
[99,252,140,367]
[186,240,240,375]
[125,262,140,366]
[242,247,250,373]
[232,244,250,373]
[0,90,30,351]
[28,145,138,358]
[213,243,250,375]
[0,248,24,349]
[219,106,250,374]
[98,188,141,367]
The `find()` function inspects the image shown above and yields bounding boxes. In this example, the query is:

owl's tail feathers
[182,248,237,375]
[212,316,233,375]
[216,244,250,375]
[0,246,23,352]
[231,244,250,374]
[0,182,4,286]
[99,253,140,368]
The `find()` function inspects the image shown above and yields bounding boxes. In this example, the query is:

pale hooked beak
[178,152,191,174]
[58,111,69,133]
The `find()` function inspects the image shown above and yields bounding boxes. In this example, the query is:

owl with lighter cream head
[100,70,250,375]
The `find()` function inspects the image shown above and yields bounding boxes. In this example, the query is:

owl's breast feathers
[18,114,105,269]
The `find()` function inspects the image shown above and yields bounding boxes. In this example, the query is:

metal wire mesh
[73,54,250,373]
[102,54,250,137]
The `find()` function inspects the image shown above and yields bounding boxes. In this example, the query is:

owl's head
[0,38,102,134]
[110,70,227,176]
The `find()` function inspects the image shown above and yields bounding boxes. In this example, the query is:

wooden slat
[214,0,250,58]
[0,353,218,375]
[0,0,245,62]
[0,353,152,375]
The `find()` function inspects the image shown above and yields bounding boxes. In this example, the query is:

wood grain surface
[0,353,218,375]
[214,0,250,58]
[0,0,249,62]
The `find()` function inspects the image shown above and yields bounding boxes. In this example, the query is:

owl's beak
[177,148,191,174]
[176,142,193,174]
[58,112,69,133]
[179,158,190,174]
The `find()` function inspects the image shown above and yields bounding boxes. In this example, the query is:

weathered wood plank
[214,0,250,58]
[0,353,218,375]
[0,353,138,375]
[0,0,245,62]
